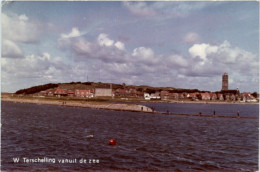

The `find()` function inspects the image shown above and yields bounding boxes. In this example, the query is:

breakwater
[160,112,258,119]
[1,97,154,113]
[1,97,258,119]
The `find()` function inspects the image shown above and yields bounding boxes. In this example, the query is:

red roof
[54,88,68,95]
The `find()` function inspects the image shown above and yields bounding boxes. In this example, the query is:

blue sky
[1,1,259,93]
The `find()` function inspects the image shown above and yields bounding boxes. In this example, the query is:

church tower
[222,73,228,91]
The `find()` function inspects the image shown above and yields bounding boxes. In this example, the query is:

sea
[1,101,259,171]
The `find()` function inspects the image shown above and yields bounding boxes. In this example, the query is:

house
[225,94,230,101]
[241,92,257,102]
[47,90,54,96]
[144,93,151,100]
[115,89,127,97]
[67,90,75,97]
[75,89,91,98]
[39,89,54,97]
[169,93,179,99]
[39,90,48,96]
[161,91,170,100]
[128,88,137,97]
[217,93,224,100]
[136,91,144,97]
[200,92,211,100]
[150,91,160,100]
[178,93,185,99]
[210,93,217,100]
[187,93,198,100]
[230,94,236,101]
[54,88,68,97]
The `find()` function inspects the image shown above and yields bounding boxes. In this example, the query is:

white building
[95,88,112,97]
[144,93,151,100]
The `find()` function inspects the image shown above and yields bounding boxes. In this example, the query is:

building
[67,90,75,97]
[160,91,169,100]
[222,73,228,91]
[75,89,91,98]
[150,92,161,100]
[95,88,112,97]
[200,92,211,100]
[54,88,68,97]
[144,93,151,100]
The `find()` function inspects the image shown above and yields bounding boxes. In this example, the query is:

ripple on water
[1,101,258,171]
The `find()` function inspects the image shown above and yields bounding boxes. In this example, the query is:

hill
[14,81,210,95]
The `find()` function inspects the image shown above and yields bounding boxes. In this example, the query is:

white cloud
[132,47,154,59]
[1,52,74,92]
[115,41,125,50]
[168,55,188,67]
[56,28,258,92]
[97,33,114,47]
[58,29,128,63]
[61,27,81,39]
[19,14,28,21]
[123,2,157,17]
[2,13,42,43]
[123,2,219,19]
[183,32,200,44]
[186,41,258,78]
[2,39,24,58]
[189,43,218,62]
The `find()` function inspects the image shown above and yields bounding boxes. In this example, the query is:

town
[14,73,259,103]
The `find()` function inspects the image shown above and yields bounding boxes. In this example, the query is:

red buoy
[109,139,116,145]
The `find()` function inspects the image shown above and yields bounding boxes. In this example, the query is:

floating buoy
[109,139,116,145]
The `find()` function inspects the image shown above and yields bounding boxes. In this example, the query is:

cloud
[168,55,188,67]
[2,13,42,43]
[2,39,24,58]
[60,27,81,39]
[115,41,125,50]
[58,29,127,63]
[182,32,200,44]
[186,41,258,78]
[189,43,218,63]
[56,28,258,92]
[123,2,157,17]
[123,1,219,19]
[1,53,74,92]
[97,33,115,47]
[132,47,156,63]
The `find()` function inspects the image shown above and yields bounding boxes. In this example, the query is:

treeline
[15,83,58,94]
[170,89,202,93]
[144,88,207,94]
[216,90,239,94]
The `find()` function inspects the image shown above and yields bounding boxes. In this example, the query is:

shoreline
[1,97,258,119]
[136,100,259,105]
[1,97,155,113]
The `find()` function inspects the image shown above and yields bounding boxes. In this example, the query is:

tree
[252,92,258,98]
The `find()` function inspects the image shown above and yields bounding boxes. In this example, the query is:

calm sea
[136,102,259,117]
[1,101,259,171]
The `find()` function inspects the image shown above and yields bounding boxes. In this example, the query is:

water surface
[1,101,258,171]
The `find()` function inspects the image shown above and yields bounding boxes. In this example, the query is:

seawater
[1,101,258,171]
[132,102,259,117]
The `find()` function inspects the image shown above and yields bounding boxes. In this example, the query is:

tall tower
[222,73,228,91]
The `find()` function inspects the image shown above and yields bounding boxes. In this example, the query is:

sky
[1,1,259,93]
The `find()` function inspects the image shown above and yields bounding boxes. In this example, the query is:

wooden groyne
[160,112,258,119]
